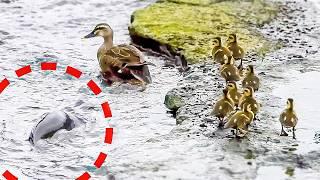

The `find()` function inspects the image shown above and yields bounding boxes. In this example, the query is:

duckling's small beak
[83,31,96,39]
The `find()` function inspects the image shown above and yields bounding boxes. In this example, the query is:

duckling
[219,56,241,83]
[242,65,260,91]
[224,103,253,137]
[239,87,259,116]
[211,89,235,127]
[226,34,245,60]
[212,37,232,64]
[83,23,154,86]
[279,98,298,139]
[242,103,255,126]
[226,81,241,107]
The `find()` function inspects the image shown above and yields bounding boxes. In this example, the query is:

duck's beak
[83,31,96,39]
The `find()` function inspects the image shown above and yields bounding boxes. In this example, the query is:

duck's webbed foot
[280,125,288,136]
[218,118,224,128]
[292,127,296,139]
[236,128,248,138]
[139,83,147,92]
[235,128,239,138]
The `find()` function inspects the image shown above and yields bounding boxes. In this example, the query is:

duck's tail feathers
[131,65,152,84]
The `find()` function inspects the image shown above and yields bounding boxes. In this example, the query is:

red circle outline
[0,62,113,179]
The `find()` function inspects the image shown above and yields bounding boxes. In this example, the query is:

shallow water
[273,71,320,154]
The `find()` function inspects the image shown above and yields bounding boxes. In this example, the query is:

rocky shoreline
[130,0,320,178]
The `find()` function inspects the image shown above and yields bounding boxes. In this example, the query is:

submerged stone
[129,0,279,63]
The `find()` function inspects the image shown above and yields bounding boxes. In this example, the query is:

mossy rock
[164,90,185,112]
[129,0,279,63]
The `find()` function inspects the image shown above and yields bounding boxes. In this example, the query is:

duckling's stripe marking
[87,80,102,95]
[101,102,112,118]
[2,170,17,180]
[94,152,108,168]
[15,65,32,78]
[41,62,57,71]
[66,66,82,78]
[76,172,91,180]
[105,128,113,144]
[0,78,10,94]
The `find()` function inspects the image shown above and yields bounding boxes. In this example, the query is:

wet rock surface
[129,0,279,63]
[160,0,320,178]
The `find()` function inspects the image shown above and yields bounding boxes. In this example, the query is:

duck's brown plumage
[99,44,152,84]
[239,87,259,115]
[84,23,152,86]
[212,37,232,64]
[226,81,241,107]
[224,103,253,137]
[226,34,245,60]
[242,65,260,91]
[219,57,241,82]
[279,98,298,139]
[211,89,235,127]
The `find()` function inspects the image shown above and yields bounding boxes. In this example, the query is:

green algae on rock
[164,89,185,112]
[129,0,279,63]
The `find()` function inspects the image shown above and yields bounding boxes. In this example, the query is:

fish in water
[28,111,84,145]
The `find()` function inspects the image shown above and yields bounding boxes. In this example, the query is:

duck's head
[227,34,237,43]
[287,98,294,110]
[222,88,229,97]
[212,37,222,47]
[83,23,113,39]
[246,65,254,74]
[242,102,252,112]
[243,87,254,97]
[227,81,237,90]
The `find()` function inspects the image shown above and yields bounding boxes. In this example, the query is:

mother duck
[83,23,153,86]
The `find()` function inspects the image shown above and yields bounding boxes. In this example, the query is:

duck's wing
[106,45,152,84]
[117,44,155,65]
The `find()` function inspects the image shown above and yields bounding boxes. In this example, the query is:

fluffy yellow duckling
[239,87,260,116]
[226,34,245,60]
[279,98,298,139]
[211,89,235,127]
[212,37,232,64]
[242,65,260,91]
[219,56,241,83]
[83,23,154,86]
[226,81,241,107]
[224,103,253,137]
